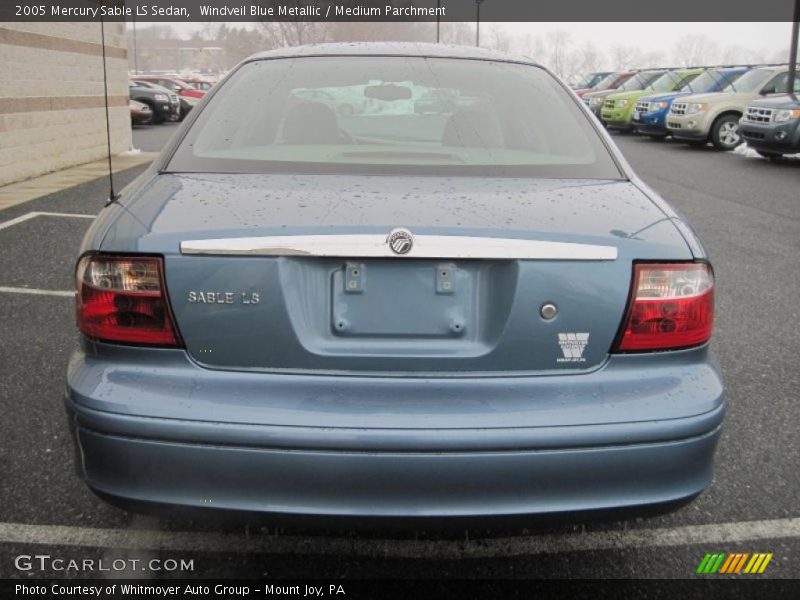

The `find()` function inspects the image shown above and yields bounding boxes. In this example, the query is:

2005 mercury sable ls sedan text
[66,43,724,521]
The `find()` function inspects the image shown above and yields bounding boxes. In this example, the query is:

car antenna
[100,15,118,205]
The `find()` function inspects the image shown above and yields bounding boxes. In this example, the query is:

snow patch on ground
[733,144,762,158]
[734,143,800,160]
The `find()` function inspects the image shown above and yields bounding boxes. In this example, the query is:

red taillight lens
[76,255,181,346]
[615,262,714,352]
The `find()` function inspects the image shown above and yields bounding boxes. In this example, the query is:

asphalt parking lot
[0,122,798,580]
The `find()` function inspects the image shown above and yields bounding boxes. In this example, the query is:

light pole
[788,0,799,99]
[475,0,487,47]
[131,15,138,74]
[436,0,441,43]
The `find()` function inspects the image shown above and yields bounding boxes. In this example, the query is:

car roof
[138,75,184,81]
[245,42,539,65]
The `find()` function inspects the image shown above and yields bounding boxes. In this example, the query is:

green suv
[601,69,702,130]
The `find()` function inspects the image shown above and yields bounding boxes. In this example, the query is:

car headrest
[442,109,504,148]
[282,102,342,145]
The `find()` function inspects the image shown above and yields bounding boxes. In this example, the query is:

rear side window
[675,73,699,91]
[760,72,792,95]
[618,71,662,92]
[688,70,745,93]
[649,72,686,93]
[168,56,621,179]
[723,68,770,93]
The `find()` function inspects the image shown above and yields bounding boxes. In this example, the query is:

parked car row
[578,64,800,158]
[128,73,217,126]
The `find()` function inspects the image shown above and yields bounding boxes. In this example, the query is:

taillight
[615,262,714,352]
[76,255,181,346]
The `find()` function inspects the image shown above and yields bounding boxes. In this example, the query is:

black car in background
[741,86,800,159]
[128,81,180,124]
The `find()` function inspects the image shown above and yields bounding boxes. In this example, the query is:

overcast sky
[504,22,793,54]
[158,21,795,57]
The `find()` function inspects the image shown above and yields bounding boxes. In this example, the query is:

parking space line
[0,286,74,297]
[0,516,798,558]
[0,211,95,232]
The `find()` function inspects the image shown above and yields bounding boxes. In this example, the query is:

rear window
[168,56,621,179]
[648,71,697,93]
[675,73,699,91]
[618,71,663,92]
[593,72,618,89]
[686,69,745,93]
[723,68,771,93]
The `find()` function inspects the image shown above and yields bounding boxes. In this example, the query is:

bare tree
[135,24,177,41]
[672,34,719,67]
[542,31,573,78]
[640,50,667,69]
[766,47,791,64]
[217,25,270,65]
[610,45,644,70]
[196,23,221,42]
[515,32,546,61]
[259,21,329,48]
[719,44,762,65]
[440,22,474,46]
[328,22,433,43]
[482,24,512,53]
[576,42,603,74]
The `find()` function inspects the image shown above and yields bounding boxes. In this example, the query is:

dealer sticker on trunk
[557,333,590,363]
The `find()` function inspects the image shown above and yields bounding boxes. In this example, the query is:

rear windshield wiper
[711,70,737,92]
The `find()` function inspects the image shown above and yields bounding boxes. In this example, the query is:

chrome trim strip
[180,235,617,260]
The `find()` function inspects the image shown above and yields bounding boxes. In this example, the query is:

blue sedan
[66,43,724,520]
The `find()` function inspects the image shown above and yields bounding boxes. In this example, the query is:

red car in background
[570,71,612,96]
[181,78,215,92]
[574,71,636,97]
[132,75,206,99]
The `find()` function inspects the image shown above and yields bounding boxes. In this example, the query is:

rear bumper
[65,343,725,518]
[69,417,721,518]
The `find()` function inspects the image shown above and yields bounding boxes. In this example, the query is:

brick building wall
[0,23,132,186]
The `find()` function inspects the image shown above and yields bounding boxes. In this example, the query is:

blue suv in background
[633,67,751,138]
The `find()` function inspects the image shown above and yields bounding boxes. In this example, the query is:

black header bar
[1,0,797,22]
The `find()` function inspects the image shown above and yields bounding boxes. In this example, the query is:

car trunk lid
[102,173,692,374]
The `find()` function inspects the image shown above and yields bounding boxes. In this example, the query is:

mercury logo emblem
[387,227,414,255]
